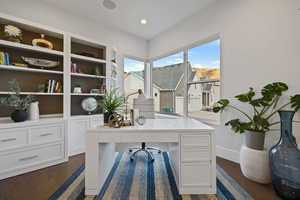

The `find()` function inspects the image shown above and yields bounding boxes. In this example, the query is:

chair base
[129,142,161,162]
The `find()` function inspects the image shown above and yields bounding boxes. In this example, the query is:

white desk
[85,118,216,196]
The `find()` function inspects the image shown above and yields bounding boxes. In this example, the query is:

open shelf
[71,72,105,79]
[0,39,63,56]
[71,93,104,96]
[0,91,63,95]
[0,64,63,74]
[71,54,106,64]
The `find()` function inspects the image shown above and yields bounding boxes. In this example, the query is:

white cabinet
[179,134,215,194]
[0,118,66,180]
[69,118,89,156]
[69,115,103,156]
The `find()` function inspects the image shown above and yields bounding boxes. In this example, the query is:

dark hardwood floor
[0,154,281,200]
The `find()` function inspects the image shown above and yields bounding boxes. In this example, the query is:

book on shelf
[45,80,62,93]
[0,51,11,65]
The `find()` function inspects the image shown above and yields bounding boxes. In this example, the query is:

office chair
[128,91,161,162]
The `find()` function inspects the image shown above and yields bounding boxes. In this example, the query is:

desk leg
[85,136,116,196]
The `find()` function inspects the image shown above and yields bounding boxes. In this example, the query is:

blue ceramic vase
[269,110,300,200]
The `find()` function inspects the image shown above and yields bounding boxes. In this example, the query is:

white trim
[216,145,240,164]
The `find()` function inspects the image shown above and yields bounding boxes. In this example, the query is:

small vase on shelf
[11,109,27,122]
[269,110,300,200]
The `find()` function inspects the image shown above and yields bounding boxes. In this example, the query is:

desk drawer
[181,146,210,162]
[29,125,62,144]
[0,128,28,150]
[0,143,63,172]
[181,162,211,187]
[181,135,210,147]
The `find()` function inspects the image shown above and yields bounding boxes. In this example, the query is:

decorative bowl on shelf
[21,56,59,69]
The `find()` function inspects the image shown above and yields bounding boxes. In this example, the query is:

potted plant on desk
[99,88,124,125]
[213,82,300,184]
[0,79,35,122]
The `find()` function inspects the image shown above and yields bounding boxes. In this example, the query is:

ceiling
[40,0,216,40]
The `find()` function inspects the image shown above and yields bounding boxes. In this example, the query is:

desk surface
[88,118,214,133]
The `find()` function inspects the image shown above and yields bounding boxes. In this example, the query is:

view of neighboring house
[124,62,220,117]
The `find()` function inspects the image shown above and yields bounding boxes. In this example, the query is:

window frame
[149,34,222,123]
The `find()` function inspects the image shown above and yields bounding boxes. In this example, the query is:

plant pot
[244,131,265,150]
[240,145,271,184]
[104,112,113,125]
[11,109,28,122]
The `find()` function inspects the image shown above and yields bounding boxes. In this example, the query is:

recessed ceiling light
[103,0,116,10]
[140,19,147,25]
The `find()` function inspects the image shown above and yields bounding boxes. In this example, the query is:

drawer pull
[19,155,38,161]
[40,133,53,137]
[1,138,17,142]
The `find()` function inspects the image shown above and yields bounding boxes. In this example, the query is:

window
[152,52,184,115]
[187,39,221,121]
[123,57,145,109]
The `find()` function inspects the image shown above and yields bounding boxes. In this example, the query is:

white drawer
[181,135,210,147]
[29,124,63,144]
[0,128,28,150]
[0,143,64,173]
[181,146,210,162]
[181,162,211,187]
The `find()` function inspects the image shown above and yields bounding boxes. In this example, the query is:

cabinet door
[69,119,89,156]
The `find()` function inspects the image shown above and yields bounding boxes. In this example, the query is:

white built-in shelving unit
[0,12,121,179]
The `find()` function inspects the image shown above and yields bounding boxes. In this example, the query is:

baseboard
[216,145,240,164]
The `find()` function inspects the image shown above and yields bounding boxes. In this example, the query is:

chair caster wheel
[129,149,132,153]
[151,159,155,162]
[130,157,134,161]
[158,150,161,153]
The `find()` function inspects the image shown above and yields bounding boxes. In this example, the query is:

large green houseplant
[213,82,300,150]
[99,88,124,124]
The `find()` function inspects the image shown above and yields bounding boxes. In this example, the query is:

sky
[124,39,220,72]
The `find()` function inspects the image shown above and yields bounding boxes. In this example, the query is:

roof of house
[130,63,196,90]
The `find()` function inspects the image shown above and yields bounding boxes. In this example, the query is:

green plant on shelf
[0,79,35,110]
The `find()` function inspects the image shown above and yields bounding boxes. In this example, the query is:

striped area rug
[49,152,253,200]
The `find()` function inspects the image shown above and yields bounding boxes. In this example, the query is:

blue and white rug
[49,152,253,200]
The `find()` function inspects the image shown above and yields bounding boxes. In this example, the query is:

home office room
[0,1,299,200]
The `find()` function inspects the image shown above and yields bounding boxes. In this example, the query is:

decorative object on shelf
[28,101,39,120]
[0,79,35,122]
[12,62,28,67]
[81,97,98,115]
[21,56,59,69]
[32,34,53,49]
[94,67,102,76]
[213,82,300,183]
[3,24,22,43]
[90,89,100,94]
[108,113,123,128]
[100,85,106,94]
[71,63,78,73]
[270,110,300,200]
[99,88,124,124]
[73,84,82,93]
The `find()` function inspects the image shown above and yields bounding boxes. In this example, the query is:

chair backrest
[133,95,155,119]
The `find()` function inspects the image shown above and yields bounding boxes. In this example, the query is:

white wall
[149,0,300,163]
[0,0,148,59]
